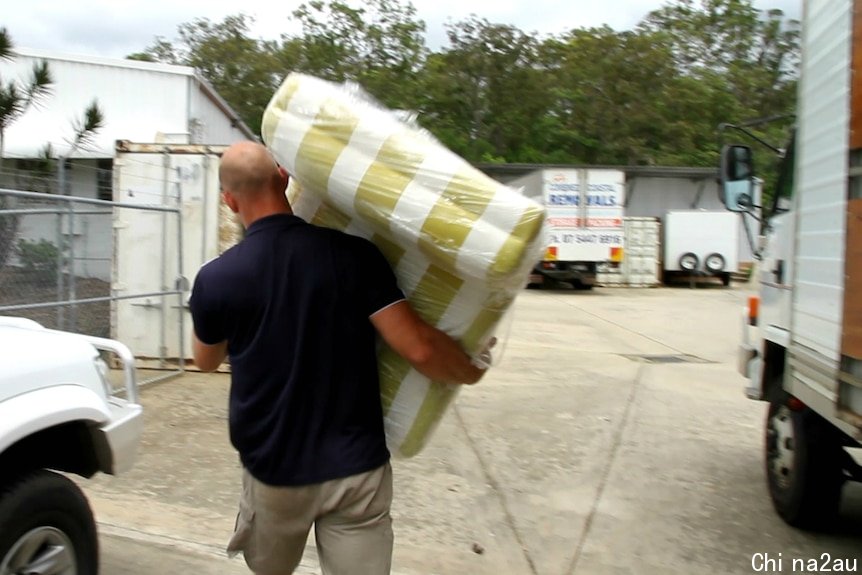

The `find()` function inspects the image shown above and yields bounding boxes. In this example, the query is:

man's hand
[472,337,497,370]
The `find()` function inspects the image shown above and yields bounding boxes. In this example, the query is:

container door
[112,148,225,365]
[622,218,660,286]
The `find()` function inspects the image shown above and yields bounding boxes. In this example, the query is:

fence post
[159,150,170,368]
[177,188,186,374]
[59,159,78,331]
[68,196,77,331]
[55,208,65,330]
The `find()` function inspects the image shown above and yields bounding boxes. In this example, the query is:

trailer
[663,210,739,286]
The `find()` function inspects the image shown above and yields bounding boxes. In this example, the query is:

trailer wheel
[764,400,845,530]
[678,252,699,272]
[704,252,726,273]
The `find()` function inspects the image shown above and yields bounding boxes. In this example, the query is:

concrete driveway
[82,284,861,574]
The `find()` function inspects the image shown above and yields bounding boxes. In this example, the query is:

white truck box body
[786,0,862,430]
[510,168,625,267]
[791,2,850,362]
[540,169,625,261]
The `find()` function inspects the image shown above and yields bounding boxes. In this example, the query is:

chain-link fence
[0,186,185,385]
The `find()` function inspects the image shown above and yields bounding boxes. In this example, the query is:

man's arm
[370,301,486,385]
[192,331,228,372]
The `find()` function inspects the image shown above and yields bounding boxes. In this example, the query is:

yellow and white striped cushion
[262,73,545,457]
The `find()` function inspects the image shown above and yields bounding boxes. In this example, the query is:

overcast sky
[4,0,800,60]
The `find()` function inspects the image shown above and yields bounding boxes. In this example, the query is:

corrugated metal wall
[190,82,255,144]
[0,49,253,159]
[792,0,851,361]
[1,51,190,158]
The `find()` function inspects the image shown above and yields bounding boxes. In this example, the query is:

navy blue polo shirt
[189,213,404,486]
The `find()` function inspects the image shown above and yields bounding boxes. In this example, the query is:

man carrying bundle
[189,141,488,575]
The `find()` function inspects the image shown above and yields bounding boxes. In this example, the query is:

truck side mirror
[720,145,755,212]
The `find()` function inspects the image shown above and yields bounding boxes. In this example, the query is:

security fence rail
[0,187,185,386]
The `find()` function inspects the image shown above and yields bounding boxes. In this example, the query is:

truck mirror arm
[718,118,793,157]
[738,208,772,261]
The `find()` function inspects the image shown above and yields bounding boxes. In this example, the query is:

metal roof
[13,47,198,77]
[2,48,256,158]
[476,162,719,181]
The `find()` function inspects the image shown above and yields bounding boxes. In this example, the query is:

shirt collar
[245,213,302,236]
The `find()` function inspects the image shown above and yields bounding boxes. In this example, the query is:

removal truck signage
[542,169,625,261]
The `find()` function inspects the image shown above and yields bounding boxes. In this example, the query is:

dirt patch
[0,269,111,337]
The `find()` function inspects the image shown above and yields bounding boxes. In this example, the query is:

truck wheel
[765,401,845,530]
[0,470,98,575]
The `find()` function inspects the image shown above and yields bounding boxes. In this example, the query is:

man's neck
[241,203,293,229]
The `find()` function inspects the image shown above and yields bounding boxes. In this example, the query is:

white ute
[0,317,143,575]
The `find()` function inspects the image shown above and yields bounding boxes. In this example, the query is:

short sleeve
[356,239,405,317]
[189,267,228,344]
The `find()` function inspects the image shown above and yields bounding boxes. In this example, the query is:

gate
[0,186,185,385]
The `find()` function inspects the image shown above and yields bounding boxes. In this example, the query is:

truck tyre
[704,252,726,273]
[765,401,845,530]
[0,469,98,575]
[678,252,699,272]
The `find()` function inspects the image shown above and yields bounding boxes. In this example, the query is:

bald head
[219,141,281,197]
[219,141,292,227]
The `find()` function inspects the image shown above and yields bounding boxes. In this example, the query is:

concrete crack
[566,363,645,575]
[453,405,539,575]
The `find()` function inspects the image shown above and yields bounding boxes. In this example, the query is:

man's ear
[276,165,289,193]
[222,190,239,213]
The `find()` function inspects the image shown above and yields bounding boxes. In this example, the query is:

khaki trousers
[227,463,394,575]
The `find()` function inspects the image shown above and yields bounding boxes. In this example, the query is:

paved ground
[82,283,861,574]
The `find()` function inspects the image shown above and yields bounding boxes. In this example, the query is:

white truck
[719,0,862,529]
[510,168,625,289]
[663,210,739,286]
[0,317,143,574]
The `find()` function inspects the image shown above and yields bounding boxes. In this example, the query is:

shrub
[18,238,60,280]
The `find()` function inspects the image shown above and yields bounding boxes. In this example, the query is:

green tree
[134,15,281,134]
[0,27,53,165]
[536,25,725,166]
[124,0,799,170]
[127,38,183,65]
[284,0,428,110]
[417,16,550,162]
[0,28,52,269]
[640,0,799,136]
[635,0,799,191]
[66,100,105,154]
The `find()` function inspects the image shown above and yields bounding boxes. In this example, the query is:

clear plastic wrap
[262,73,546,457]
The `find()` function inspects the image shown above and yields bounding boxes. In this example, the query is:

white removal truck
[663,210,739,286]
[510,169,625,288]
[720,0,862,530]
